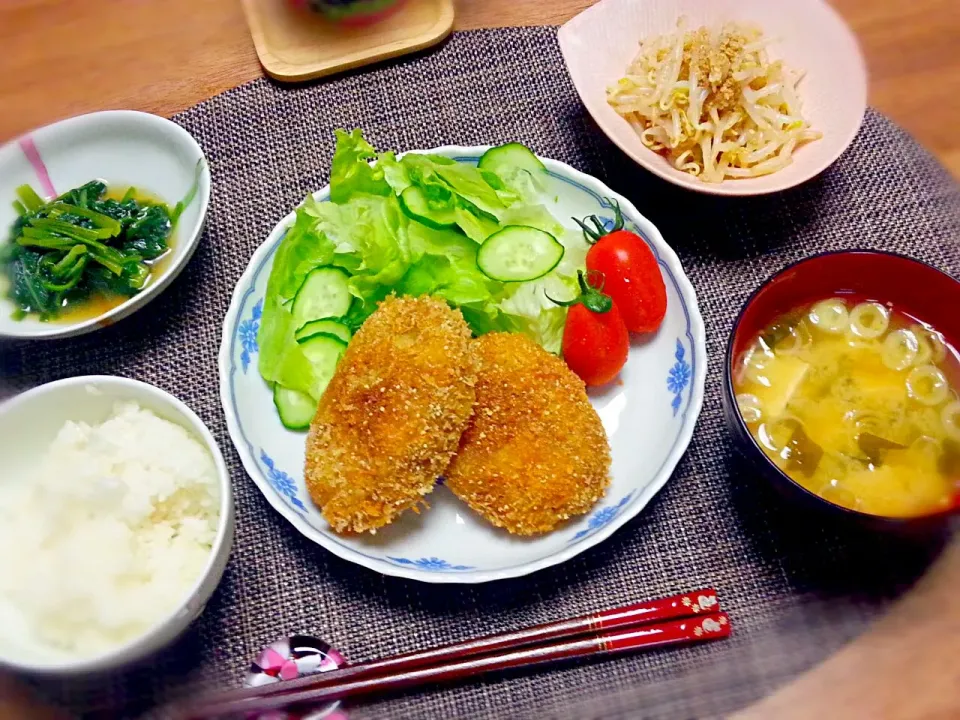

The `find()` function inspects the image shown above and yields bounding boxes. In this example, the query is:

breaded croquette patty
[445,333,611,535]
[305,296,476,534]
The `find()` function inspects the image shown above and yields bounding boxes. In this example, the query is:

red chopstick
[186,612,730,718]
[171,589,721,719]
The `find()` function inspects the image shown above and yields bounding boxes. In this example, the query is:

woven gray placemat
[3,26,959,720]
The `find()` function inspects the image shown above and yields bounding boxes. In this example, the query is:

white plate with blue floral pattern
[219,146,706,584]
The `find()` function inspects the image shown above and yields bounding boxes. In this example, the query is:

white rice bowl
[0,378,233,673]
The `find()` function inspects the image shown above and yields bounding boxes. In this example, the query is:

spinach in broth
[2,165,202,323]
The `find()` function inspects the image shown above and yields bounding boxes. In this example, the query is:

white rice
[0,401,219,658]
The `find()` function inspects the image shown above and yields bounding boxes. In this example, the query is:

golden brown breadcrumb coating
[445,333,611,535]
[305,296,476,534]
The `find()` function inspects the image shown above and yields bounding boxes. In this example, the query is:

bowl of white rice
[0,376,234,674]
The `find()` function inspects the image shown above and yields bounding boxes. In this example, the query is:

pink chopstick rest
[245,635,349,720]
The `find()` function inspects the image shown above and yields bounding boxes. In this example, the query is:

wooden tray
[240,0,455,82]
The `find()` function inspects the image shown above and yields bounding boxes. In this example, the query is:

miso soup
[734,296,960,517]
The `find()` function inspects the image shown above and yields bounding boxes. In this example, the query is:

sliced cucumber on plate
[399,186,457,230]
[292,267,352,328]
[300,332,348,400]
[275,328,350,430]
[273,386,317,431]
[295,318,351,344]
[274,270,354,430]
[477,225,564,282]
[478,143,546,178]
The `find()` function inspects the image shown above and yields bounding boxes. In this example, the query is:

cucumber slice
[399,186,457,230]
[476,226,564,282]
[477,143,546,177]
[299,332,348,399]
[273,385,316,431]
[295,319,351,344]
[291,267,352,329]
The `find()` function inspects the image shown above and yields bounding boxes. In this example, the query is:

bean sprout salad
[606,19,822,183]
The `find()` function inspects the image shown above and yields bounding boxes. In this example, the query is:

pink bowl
[559,0,868,196]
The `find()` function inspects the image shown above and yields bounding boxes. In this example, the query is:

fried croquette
[305,296,477,534]
[444,333,611,535]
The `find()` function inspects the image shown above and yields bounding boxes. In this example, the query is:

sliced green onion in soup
[777,320,813,356]
[757,415,801,454]
[927,329,948,364]
[941,401,960,443]
[913,333,933,365]
[760,314,808,354]
[844,331,880,350]
[906,365,949,406]
[882,329,920,371]
[910,324,947,365]
[848,302,889,340]
[733,349,753,387]
[808,298,849,335]
[736,393,763,423]
[736,340,775,386]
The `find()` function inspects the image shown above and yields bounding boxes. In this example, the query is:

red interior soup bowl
[722,250,960,529]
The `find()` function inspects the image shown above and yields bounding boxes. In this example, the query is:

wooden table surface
[1,0,959,178]
[0,3,957,718]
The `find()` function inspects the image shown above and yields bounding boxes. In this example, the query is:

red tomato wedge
[574,201,667,334]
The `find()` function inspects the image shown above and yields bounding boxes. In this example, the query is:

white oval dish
[558,0,867,196]
[0,376,234,674]
[0,110,211,339]
[220,146,706,584]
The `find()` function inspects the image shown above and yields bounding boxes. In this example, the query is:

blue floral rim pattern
[387,557,475,572]
[239,299,263,373]
[667,339,692,416]
[227,157,698,574]
[260,449,306,512]
[570,492,635,542]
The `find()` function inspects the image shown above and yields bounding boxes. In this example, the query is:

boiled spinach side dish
[1,170,200,322]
